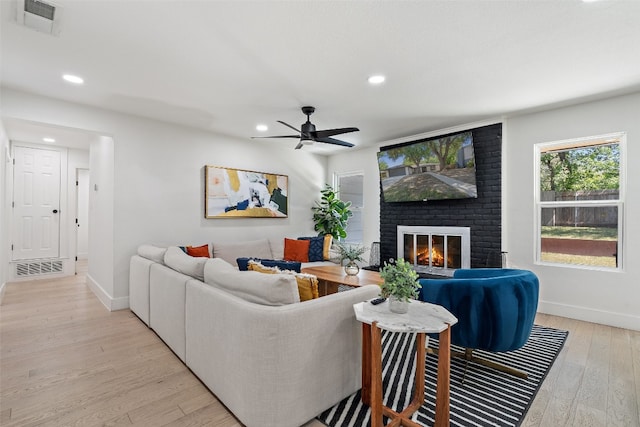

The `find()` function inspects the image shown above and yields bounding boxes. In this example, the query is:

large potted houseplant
[311,184,353,240]
[336,242,367,276]
[379,258,421,314]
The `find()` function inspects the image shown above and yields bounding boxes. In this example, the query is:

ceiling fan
[253,106,358,150]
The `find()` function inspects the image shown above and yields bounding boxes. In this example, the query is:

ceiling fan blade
[316,137,354,148]
[277,120,302,134]
[251,135,300,139]
[294,142,304,150]
[314,127,359,139]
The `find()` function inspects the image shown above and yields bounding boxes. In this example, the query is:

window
[535,133,624,270]
[335,172,364,244]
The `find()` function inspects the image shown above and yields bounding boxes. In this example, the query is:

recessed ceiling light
[63,74,84,84]
[43,137,55,143]
[368,75,386,85]
[256,124,268,132]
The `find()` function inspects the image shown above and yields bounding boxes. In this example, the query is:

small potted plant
[336,242,367,276]
[379,258,421,314]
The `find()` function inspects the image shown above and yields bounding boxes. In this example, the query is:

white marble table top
[354,299,458,334]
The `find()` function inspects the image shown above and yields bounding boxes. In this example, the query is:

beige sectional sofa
[129,238,380,427]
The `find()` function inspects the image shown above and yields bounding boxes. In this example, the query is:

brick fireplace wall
[379,123,502,268]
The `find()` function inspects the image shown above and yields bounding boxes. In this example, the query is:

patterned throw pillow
[248,260,319,301]
[298,236,324,262]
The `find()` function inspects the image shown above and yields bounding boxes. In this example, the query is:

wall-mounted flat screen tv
[377,130,477,202]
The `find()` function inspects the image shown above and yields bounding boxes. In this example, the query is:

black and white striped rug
[318,325,568,427]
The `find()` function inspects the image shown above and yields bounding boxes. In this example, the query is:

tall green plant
[311,184,352,239]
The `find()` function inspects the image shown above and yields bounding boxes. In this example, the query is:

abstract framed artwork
[204,165,288,218]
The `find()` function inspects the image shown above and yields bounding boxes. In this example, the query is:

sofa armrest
[129,255,155,326]
[185,282,380,427]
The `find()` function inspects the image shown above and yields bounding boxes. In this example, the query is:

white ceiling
[2,0,640,153]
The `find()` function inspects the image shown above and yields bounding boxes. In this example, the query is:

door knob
[53,209,58,214]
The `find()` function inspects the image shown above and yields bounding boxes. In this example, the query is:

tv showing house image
[377,130,477,202]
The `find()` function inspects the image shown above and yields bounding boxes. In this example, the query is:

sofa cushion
[186,244,210,258]
[204,258,300,306]
[269,237,286,260]
[236,257,302,273]
[298,236,324,262]
[213,239,273,266]
[164,246,207,280]
[137,244,167,264]
[248,260,319,301]
[284,238,310,263]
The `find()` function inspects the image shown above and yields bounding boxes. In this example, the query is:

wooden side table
[354,300,458,427]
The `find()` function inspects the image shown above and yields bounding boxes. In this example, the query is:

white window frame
[334,171,364,244]
[533,132,625,272]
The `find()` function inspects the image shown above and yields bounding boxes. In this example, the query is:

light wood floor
[1,268,638,427]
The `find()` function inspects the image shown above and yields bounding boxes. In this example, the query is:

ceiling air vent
[16,0,62,36]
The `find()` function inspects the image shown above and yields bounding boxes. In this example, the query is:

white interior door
[12,146,61,260]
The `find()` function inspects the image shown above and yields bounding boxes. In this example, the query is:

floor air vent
[16,260,64,277]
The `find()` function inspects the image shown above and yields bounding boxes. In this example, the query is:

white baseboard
[111,295,130,311]
[538,300,640,331]
[86,274,129,311]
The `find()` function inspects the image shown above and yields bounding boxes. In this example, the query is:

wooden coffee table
[301,265,383,296]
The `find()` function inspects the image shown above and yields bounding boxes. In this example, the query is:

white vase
[389,296,409,314]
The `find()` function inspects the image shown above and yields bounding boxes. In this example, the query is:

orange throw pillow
[283,238,310,263]
[186,244,210,258]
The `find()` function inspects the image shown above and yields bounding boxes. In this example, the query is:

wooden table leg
[370,322,383,427]
[361,323,371,405]
[434,324,452,427]
[406,333,426,413]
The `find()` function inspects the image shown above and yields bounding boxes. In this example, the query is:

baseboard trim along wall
[538,300,640,332]
[86,274,129,311]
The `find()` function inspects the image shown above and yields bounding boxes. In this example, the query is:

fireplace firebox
[397,226,470,276]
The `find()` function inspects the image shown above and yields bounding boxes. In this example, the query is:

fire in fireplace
[398,226,470,276]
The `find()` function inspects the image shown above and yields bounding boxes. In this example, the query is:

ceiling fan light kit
[252,106,358,150]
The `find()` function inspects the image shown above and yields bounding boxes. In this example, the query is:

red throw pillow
[283,238,310,263]
[186,244,210,258]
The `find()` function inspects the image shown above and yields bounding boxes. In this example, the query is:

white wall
[76,169,90,258]
[1,88,328,309]
[505,91,640,331]
[86,135,115,308]
[0,121,9,301]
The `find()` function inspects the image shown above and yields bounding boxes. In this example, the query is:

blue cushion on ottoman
[236,257,302,273]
